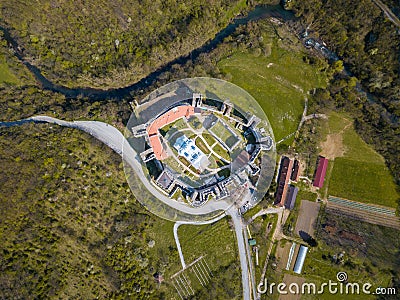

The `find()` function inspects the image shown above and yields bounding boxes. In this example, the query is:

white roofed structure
[174,135,209,171]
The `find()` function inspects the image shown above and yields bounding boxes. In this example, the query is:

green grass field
[248,214,278,283]
[321,112,399,208]
[0,54,19,85]
[328,158,398,207]
[218,46,327,142]
[210,121,238,148]
[195,137,211,154]
[161,118,188,136]
[179,218,238,268]
[202,132,217,147]
[213,143,230,161]
[176,217,242,297]
[320,112,384,164]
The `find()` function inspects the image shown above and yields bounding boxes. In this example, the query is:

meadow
[319,112,399,208]
[0,59,18,84]
[218,39,327,142]
[0,38,40,87]
[329,158,399,208]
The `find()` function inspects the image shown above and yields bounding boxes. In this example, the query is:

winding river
[0,4,295,100]
[1,3,396,124]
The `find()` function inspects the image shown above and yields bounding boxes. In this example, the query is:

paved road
[1,116,254,299]
[247,207,284,224]
[243,222,257,300]
[173,204,254,300]
[2,116,233,220]
[372,0,400,27]
[303,113,327,122]
[296,97,327,132]
[226,206,252,300]
[250,207,286,300]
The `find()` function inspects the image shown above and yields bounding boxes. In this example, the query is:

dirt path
[319,116,352,160]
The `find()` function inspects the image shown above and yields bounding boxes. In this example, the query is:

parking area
[294,200,320,237]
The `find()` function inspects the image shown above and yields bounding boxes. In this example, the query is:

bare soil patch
[278,274,306,300]
[276,240,292,271]
[294,200,321,238]
[319,133,345,160]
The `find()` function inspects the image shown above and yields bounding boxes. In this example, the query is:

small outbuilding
[248,238,257,246]
[285,185,298,210]
[290,159,300,181]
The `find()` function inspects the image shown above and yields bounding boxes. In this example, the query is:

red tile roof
[147,106,196,160]
[149,135,168,160]
[313,156,328,188]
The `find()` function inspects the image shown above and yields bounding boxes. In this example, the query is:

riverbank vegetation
[1,0,253,88]
[0,36,34,86]
[288,0,400,188]
[0,39,130,125]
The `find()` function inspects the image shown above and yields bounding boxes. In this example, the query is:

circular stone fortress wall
[123,77,276,222]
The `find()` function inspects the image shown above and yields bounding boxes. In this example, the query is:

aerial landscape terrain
[0,0,399,299]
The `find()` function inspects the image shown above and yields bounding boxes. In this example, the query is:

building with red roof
[313,156,328,188]
[149,135,168,160]
[147,105,197,160]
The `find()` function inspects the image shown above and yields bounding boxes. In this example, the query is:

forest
[288,0,400,186]
[0,0,251,88]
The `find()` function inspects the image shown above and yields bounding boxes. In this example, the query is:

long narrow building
[275,156,293,206]
[313,156,328,188]
[146,105,200,160]
[285,185,298,210]
[293,245,308,274]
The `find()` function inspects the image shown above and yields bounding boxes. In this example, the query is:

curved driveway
[173,213,228,269]
[15,116,233,218]
[0,116,252,300]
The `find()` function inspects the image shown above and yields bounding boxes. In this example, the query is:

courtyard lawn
[213,143,230,161]
[162,156,183,174]
[202,132,217,147]
[160,118,188,136]
[210,121,238,148]
[195,137,211,155]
